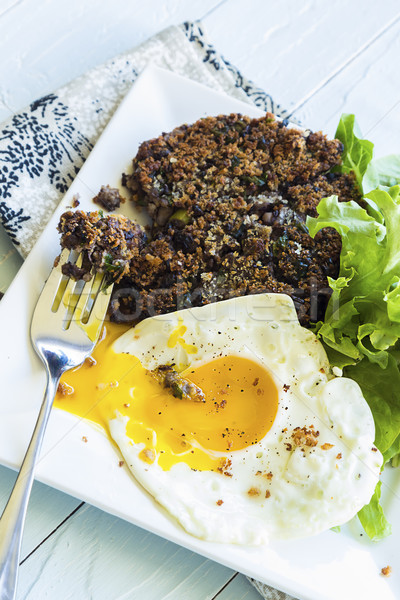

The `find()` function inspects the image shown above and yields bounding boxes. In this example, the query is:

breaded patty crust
[58,113,361,324]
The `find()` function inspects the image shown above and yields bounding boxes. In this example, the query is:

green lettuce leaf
[307,188,400,371]
[306,114,400,540]
[335,113,400,194]
[383,433,400,465]
[358,481,392,541]
[334,113,374,192]
[345,355,400,454]
[365,154,400,192]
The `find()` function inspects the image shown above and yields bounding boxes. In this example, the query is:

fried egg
[104,293,382,545]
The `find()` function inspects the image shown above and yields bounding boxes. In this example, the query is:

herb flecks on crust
[58,113,361,324]
[58,211,146,283]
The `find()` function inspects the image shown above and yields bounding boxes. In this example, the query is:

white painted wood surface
[0,465,81,561]
[15,504,234,600]
[1,1,400,598]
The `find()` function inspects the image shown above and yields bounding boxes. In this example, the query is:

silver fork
[0,249,113,600]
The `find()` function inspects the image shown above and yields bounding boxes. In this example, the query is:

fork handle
[0,368,60,600]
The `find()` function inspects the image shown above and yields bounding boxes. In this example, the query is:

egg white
[110,294,382,545]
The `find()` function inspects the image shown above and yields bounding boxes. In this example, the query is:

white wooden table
[1,1,399,598]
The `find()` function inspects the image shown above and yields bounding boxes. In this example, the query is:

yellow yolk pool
[55,323,279,471]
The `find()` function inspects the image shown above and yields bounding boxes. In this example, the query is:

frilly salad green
[307,113,400,540]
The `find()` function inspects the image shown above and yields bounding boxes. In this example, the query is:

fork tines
[48,249,112,336]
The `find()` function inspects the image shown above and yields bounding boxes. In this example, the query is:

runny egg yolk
[55,323,279,471]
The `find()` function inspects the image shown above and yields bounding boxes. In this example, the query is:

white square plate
[1,66,399,600]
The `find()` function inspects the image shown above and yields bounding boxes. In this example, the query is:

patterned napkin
[0,21,297,600]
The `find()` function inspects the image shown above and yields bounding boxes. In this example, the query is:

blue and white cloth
[0,21,295,600]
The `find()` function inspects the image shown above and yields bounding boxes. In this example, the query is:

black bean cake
[58,113,361,324]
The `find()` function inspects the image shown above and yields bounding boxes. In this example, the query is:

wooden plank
[214,574,264,600]
[292,16,400,157]
[204,0,400,114]
[16,503,234,600]
[0,465,82,561]
[0,0,224,122]
[0,0,22,19]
